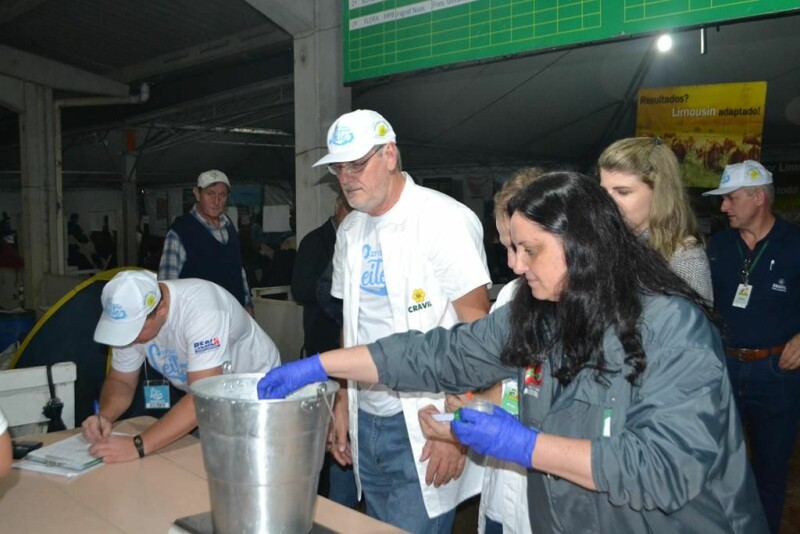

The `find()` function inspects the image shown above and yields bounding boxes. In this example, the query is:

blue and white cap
[312,109,396,167]
[703,160,772,196]
[94,270,161,346]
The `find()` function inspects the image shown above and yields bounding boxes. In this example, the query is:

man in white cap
[704,160,800,533]
[312,109,491,532]
[159,169,253,315]
[82,270,280,463]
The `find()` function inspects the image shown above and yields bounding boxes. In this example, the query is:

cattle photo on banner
[636,82,767,188]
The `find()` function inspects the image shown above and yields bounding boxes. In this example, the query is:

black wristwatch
[133,434,146,458]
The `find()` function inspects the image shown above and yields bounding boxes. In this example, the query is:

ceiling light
[656,34,673,52]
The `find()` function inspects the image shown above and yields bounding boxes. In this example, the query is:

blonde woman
[598,137,713,303]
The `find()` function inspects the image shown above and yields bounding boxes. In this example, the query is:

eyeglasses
[327,145,383,176]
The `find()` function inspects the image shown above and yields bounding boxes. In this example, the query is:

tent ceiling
[354,11,800,171]
[0,2,799,190]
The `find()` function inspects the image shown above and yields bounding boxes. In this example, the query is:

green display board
[344,0,800,82]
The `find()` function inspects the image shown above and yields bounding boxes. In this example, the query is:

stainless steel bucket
[191,373,339,534]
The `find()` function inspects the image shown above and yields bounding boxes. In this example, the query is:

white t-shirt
[113,279,280,391]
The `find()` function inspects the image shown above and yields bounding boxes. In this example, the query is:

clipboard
[24,433,103,471]
[13,457,104,478]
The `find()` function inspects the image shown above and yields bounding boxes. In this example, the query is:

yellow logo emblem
[412,289,426,303]
[145,293,157,308]
[409,288,431,313]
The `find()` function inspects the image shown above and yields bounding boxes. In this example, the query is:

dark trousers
[485,517,504,533]
[726,355,800,534]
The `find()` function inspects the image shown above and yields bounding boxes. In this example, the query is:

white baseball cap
[197,169,230,189]
[94,270,161,346]
[312,109,396,167]
[702,160,772,196]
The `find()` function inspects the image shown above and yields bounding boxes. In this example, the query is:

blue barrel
[0,309,36,350]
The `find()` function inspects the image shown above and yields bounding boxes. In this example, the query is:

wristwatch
[133,434,146,458]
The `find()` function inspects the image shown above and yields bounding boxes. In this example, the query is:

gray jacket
[370,295,767,533]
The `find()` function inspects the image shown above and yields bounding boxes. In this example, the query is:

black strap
[42,364,67,432]
[46,363,57,400]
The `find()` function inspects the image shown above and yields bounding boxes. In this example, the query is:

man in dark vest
[159,169,253,315]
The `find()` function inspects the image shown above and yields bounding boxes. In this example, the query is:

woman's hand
[257,354,328,399]
[452,407,539,468]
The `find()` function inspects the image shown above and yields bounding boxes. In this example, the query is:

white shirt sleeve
[490,278,521,311]
[427,204,491,301]
[111,345,147,373]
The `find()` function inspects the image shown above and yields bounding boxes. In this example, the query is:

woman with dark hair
[258,172,767,533]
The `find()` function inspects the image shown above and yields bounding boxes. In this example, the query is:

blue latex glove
[451,406,539,468]
[256,353,328,399]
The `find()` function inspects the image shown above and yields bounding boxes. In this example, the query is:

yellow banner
[636,82,767,188]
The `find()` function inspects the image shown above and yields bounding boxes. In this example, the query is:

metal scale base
[172,511,336,534]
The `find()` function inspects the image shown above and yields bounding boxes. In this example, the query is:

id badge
[144,380,171,409]
[732,283,752,309]
[500,381,519,416]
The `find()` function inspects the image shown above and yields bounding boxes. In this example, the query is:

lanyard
[736,240,769,283]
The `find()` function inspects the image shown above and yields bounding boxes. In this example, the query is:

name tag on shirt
[144,380,171,409]
[732,283,752,309]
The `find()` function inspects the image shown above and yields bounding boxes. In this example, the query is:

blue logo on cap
[105,302,127,320]
[720,171,731,184]
[329,125,355,146]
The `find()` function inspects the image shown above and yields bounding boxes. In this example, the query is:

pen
[770,260,775,271]
[94,399,103,436]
